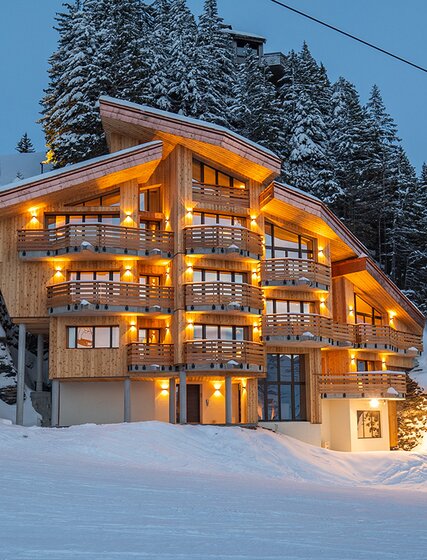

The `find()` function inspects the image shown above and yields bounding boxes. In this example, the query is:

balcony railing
[185,225,262,259]
[18,224,174,259]
[260,258,331,290]
[318,371,407,398]
[185,282,263,312]
[355,324,423,353]
[127,343,174,372]
[192,182,249,208]
[47,281,173,314]
[262,313,355,346]
[185,339,265,372]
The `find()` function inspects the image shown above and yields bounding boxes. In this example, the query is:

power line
[268,0,427,74]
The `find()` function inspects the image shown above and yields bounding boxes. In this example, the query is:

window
[192,212,246,227]
[139,275,161,286]
[45,214,120,228]
[66,189,120,207]
[192,269,246,283]
[356,360,376,372]
[140,187,161,212]
[354,295,382,325]
[69,271,120,282]
[67,326,119,349]
[357,410,381,438]
[138,328,160,344]
[192,160,245,189]
[139,220,160,230]
[258,354,306,421]
[192,325,247,341]
[266,299,312,314]
[265,222,313,259]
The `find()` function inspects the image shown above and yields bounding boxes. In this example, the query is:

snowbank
[1,421,426,490]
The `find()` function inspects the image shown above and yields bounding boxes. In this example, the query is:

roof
[222,28,266,43]
[0,142,163,216]
[99,97,281,184]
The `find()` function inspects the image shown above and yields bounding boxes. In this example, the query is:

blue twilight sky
[1,0,426,170]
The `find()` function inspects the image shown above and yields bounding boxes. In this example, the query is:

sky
[1,0,426,171]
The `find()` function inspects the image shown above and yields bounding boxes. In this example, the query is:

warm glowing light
[160,381,169,391]
[29,207,38,217]
[348,305,354,315]
[369,398,380,409]
[213,382,222,391]
[187,319,194,326]
[318,247,324,256]
[187,265,193,272]
[320,298,326,306]
[350,354,356,363]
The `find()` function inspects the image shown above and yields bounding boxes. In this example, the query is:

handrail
[260,258,331,288]
[185,225,262,256]
[127,343,174,367]
[318,371,407,396]
[262,313,355,344]
[354,323,423,351]
[185,282,263,309]
[192,182,249,207]
[185,339,265,367]
[47,281,174,309]
[18,223,173,254]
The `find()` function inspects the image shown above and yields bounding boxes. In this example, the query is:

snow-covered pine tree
[166,0,201,116]
[230,48,283,155]
[16,133,35,153]
[149,0,174,112]
[196,0,235,127]
[397,375,427,450]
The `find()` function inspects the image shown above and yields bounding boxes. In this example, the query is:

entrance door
[186,384,201,423]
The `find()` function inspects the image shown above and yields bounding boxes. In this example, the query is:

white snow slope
[1,422,426,560]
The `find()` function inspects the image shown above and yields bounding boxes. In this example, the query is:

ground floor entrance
[177,384,201,424]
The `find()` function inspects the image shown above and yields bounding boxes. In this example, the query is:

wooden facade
[0,97,424,450]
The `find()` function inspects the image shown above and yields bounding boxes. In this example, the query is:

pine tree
[196,0,235,127]
[16,133,35,153]
[397,375,427,450]
[229,49,283,155]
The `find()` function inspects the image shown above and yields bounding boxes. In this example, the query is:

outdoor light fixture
[369,398,380,409]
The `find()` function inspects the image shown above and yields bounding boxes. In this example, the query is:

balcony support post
[36,334,44,391]
[51,380,59,427]
[16,323,26,426]
[169,377,176,424]
[179,370,187,424]
[124,377,131,423]
[225,375,232,425]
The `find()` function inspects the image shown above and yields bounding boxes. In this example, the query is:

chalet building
[0,97,424,452]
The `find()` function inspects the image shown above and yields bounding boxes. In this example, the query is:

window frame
[139,186,161,212]
[192,159,246,189]
[357,410,382,439]
[266,299,313,314]
[265,221,314,260]
[67,326,120,349]
[192,211,246,227]
[192,268,247,284]
[45,213,120,229]
[65,189,120,207]
[192,324,249,341]
[258,354,307,422]
[354,294,383,325]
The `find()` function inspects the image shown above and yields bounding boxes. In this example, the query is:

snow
[0,152,52,186]
[0,421,426,559]
[411,326,427,393]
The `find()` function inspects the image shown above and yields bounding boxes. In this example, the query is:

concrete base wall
[258,421,322,447]
[321,399,391,452]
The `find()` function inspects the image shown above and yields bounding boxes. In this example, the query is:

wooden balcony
[185,225,262,260]
[127,343,175,373]
[185,340,265,373]
[17,224,174,260]
[260,258,330,291]
[192,182,249,209]
[262,313,355,347]
[185,282,263,313]
[318,371,407,398]
[355,324,423,354]
[47,281,173,315]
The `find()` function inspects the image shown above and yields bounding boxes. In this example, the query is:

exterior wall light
[369,398,380,409]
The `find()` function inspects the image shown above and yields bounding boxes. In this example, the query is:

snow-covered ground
[1,422,426,559]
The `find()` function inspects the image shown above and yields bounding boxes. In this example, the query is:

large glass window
[139,275,161,286]
[69,271,120,282]
[192,325,247,340]
[265,222,313,259]
[192,160,246,189]
[192,269,246,283]
[356,360,376,372]
[67,326,119,349]
[140,187,161,212]
[357,410,381,438]
[354,295,382,325]
[45,214,120,228]
[266,299,312,314]
[192,211,246,227]
[139,220,160,230]
[258,354,306,421]
[138,328,160,344]
[65,189,120,207]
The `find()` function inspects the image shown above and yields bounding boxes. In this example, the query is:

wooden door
[187,384,201,423]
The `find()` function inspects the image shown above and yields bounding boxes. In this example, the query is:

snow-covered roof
[100,96,279,160]
[274,181,322,202]
[0,152,53,187]
[0,142,161,196]
[222,28,266,42]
